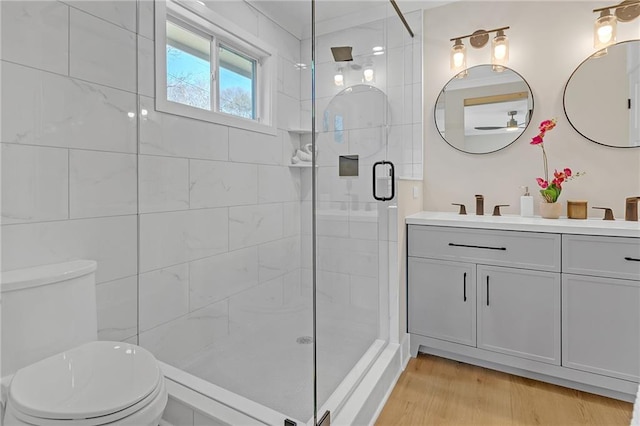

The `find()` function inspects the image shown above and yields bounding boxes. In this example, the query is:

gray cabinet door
[477,265,561,365]
[562,273,640,381]
[408,257,476,346]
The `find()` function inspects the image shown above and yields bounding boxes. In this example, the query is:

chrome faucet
[625,197,640,221]
[475,194,484,216]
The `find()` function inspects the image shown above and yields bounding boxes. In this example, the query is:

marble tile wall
[1,0,419,379]
[1,0,304,354]
[1,0,141,342]
[136,0,304,363]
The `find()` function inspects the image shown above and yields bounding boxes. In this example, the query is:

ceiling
[246,0,444,39]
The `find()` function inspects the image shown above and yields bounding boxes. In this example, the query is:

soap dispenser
[520,186,534,217]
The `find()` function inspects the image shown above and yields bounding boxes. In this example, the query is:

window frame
[155,0,277,135]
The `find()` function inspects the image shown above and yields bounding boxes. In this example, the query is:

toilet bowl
[1,261,168,426]
[3,341,167,426]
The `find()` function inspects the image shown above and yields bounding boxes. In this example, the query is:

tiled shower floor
[180,296,377,421]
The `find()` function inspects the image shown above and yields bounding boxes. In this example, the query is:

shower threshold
[158,339,402,425]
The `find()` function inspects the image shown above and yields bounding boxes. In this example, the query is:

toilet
[0,260,167,426]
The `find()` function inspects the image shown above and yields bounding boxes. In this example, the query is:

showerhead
[331,46,353,62]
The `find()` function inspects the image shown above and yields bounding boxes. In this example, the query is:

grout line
[0,59,139,96]
[63,1,137,35]
[67,4,71,76]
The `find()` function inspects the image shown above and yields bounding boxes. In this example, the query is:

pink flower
[564,168,572,177]
[552,178,563,189]
[553,169,566,180]
[539,119,557,133]
[536,178,548,189]
[530,134,544,145]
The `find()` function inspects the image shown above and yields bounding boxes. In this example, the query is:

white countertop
[406,211,640,238]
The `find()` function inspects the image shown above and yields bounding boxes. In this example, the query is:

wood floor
[375,354,633,425]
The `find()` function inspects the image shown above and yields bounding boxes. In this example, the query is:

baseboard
[400,333,411,370]
[412,334,638,403]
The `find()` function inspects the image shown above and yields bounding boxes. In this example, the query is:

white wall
[423,1,640,217]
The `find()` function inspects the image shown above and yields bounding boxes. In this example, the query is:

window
[218,45,256,119]
[156,1,276,134]
[166,21,211,110]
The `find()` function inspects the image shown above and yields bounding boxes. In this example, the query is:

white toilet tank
[1,260,98,377]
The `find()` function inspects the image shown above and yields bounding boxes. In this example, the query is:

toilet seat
[6,342,166,426]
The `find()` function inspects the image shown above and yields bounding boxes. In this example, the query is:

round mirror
[564,40,640,148]
[434,65,534,154]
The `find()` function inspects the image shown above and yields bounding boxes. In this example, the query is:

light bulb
[334,72,344,86]
[597,25,613,43]
[494,44,507,60]
[453,52,465,67]
[363,67,374,82]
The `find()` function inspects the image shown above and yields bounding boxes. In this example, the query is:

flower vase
[539,202,562,219]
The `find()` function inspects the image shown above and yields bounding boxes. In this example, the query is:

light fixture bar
[450,26,510,42]
[593,0,639,13]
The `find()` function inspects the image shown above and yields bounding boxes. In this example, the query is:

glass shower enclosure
[137,0,420,424]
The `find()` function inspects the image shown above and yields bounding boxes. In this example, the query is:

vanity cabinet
[406,217,640,401]
[408,225,561,365]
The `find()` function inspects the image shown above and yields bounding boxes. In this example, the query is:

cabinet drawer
[563,235,640,281]
[408,225,561,272]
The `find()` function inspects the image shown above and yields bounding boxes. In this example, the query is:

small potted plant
[530,119,583,219]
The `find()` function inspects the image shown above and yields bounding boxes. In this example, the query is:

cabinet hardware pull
[624,257,640,262]
[463,272,467,302]
[486,276,490,306]
[448,243,506,251]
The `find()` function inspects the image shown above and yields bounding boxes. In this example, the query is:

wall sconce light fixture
[450,39,466,71]
[450,26,510,72]
[491,30,509,67]
[593,1,639,52]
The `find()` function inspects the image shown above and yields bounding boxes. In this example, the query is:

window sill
[156,98,277,136]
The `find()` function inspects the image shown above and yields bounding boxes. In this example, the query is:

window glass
[166,21,211,110]
[219,45,256,119]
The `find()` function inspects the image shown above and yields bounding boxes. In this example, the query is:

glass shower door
[308,1,419,422]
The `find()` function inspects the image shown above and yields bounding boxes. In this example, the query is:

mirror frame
[563,39,640,149]
[434,65,535,155]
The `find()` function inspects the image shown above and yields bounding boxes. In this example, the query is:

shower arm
[389,0,415,38]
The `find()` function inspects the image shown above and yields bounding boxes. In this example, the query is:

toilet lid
[9,341,161,421]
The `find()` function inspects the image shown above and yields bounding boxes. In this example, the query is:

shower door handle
[372,161,395,201]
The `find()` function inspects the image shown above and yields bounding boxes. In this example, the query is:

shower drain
[296,336,313,344]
